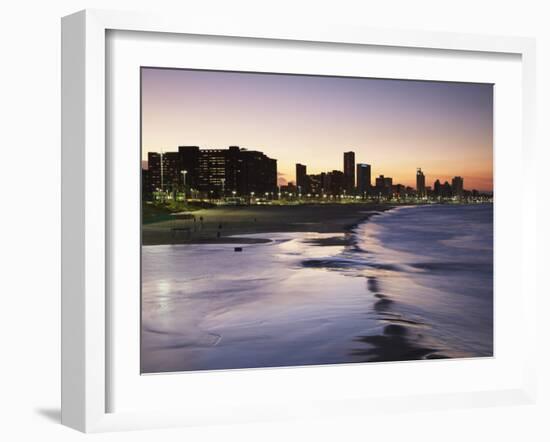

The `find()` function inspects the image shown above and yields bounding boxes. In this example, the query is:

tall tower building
[434,179,442,197]
[296,163,307,193]
[343,151,355,193]
[452,176,464,199]
[148,151,181,193]
[178,145,200,189]
[416,168,426,198]
[356,163,371,195]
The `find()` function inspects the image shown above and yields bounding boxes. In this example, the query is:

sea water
[141,204,493,373]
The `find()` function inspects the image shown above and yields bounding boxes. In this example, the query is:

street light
[181,170,188,200]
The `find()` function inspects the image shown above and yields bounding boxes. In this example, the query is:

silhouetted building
[307,173,325,195]
[224,146,241,193]
[442,181,452,198]
[296,163,309,194]
[148,151,181,194]
[178,146,201,189]
[197,149,228,194]
[326,170,345,196]
[237,149,278,196]
[343,151,355,193]
[452,176,464,199]
[150,146,277,198]
[393,184,406,198]
[416,168,426,197]
[375,175,393,197]
[142,168,152,199]
[356,163,371,195]
[433,179,442,197]
[280,182,297,194]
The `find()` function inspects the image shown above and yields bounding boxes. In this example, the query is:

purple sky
[141,68,493,190]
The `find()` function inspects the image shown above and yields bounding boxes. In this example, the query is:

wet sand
[141,204,493,372]
[142,203,450,365]
[142,203,394,246]
[348,278,448,362]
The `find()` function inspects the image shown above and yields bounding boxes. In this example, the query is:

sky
[141,68,493,191]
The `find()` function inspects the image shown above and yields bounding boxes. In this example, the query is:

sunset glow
[142,68,493,191]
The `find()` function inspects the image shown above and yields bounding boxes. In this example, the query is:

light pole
[181,170,187,200]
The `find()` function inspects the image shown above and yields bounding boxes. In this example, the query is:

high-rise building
[148,146,277,198]
[416,168,426,197]
[197,149,227,194]
[296,163,308,193]
[393,184,406,198]
[148,151,181,193]
[433,179,442,197]
[224,146,241,193]
[178,145,200,189]
[307,173,324,195]
[356,163,371,195]
[442,181,452,198]
[237,149,278,196]
[343,151,355,193]
[375,175,393,197]
[141,168,151,199]
[452,176,464,199]
[325,170,345,196]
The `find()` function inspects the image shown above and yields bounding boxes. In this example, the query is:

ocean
[141,204,493,373]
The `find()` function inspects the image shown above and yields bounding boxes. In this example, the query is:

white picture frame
[61,9,537,433]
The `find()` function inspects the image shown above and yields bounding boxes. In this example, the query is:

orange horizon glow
[142,68,493,192]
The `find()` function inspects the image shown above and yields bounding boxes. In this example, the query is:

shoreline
[141,203,492,370]
[142,203,397,246]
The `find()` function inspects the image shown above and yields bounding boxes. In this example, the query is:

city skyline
[142,68,493,191]
[143,145,483,202]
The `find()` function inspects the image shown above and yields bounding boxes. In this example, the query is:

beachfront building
[146,145,277,199]
[356,163,371,197]
[296,163,309,194]
[452,176,464,199]
[142,168,152,200]
[324,170,345,197]
[433,179,442,198]
[416,168,426,198]
[307,173,325,196]
[147,151,181,195]
[392,184,407,199]
[343,151,355,193]
[441,181,452,198]
[236,149,278,196]
[375,175,393,198]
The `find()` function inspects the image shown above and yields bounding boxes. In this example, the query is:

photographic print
[140,68,493,374]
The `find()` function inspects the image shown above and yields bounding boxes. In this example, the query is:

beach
[142,203,395,245]
[141,203,493,373]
